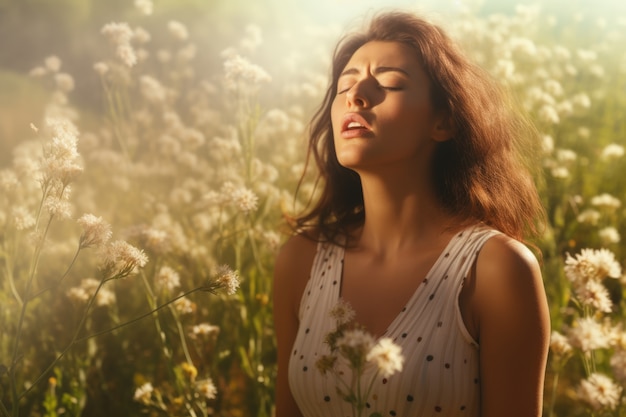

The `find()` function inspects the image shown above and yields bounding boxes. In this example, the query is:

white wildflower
[577,373,622,411]
[195,378,217,399]
[330,298,356,325]
[174,296,195,315]
[133,26,151,44]
[576,209,601,225]
[574,280,613,313]
[556,149,577,163]
[564,248,622,284]
[44,197,73,219]
[116,43,137,67]
[550,331,573,358]
[167,20,189,41]
[100,240,149,278]
[44,55,62,72]
[54,73,74,93]
[133,382,153,405]
[572,93,591,110]
[134,0,153,16]
[541,134,554,154]
[215,264,240,295]
[77,213,112,248]
[567,316,611,352]
[591,193,621,210]
[550,166,569,179]
[190,323,220,339]
[66,278,116,307]
[29,66,47,77]
[101,22,133,45]
[537,104,560,124]
[140,75,167,104]
[601,143,624,160]
[366,337,404,377]
[610,350,626,382]
[93,62,109,76]
[598,226,620,245]
[155,265,180,293]
[232,187,259,213]
[12,206,36,230]
[223,54,271,90]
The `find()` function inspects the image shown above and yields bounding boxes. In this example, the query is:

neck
[354,170,453,256]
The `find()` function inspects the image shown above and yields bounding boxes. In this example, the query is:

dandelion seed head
[577,373,622,411]
[155,265,180,293]
[215,264,240,295]
[366,337,404,377]
[223,54,271,91]
[77,213,112,248]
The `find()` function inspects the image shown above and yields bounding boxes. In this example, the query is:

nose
[345,81,370,109]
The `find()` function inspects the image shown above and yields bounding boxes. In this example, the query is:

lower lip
[340,128,373,139]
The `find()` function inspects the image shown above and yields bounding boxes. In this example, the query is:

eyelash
[337,85,402,94]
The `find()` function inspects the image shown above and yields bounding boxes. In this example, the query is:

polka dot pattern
[288,225,501,417]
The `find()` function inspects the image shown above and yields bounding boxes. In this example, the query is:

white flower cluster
[101,22,137,67]
[564,248,621,313]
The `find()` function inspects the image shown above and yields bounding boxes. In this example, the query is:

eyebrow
[339,66,410,78]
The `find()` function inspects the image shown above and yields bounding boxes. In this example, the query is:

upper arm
[273,234,316,417]
[474,235,550,417]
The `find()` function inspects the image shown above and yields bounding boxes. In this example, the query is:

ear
[431,112,455,142]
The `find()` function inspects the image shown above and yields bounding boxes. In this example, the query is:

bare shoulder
[472,234,550,416]
[273,233,319,315]
[476,233,542,284]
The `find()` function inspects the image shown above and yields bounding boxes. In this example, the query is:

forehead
[343,41,421,70]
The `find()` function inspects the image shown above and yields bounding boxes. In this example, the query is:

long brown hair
[293,11,545,243]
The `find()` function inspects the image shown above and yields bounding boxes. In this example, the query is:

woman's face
[331,40,444,174]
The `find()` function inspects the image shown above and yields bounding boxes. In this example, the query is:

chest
[340,248,446,338]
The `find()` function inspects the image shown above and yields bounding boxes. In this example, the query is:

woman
[274,11,550,417]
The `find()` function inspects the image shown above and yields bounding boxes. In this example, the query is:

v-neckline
[335,226,469,341]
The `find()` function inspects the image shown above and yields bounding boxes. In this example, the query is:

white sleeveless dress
[288,224,501,417]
